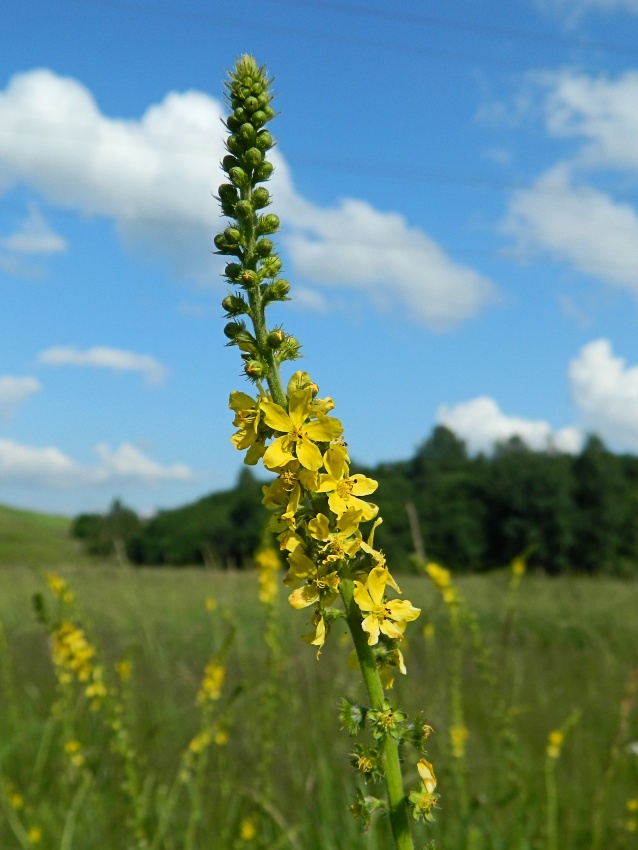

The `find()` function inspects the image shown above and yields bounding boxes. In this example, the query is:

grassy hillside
[0,504,89,566]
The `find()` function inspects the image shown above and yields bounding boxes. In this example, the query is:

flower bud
[221,294,248,315]
[255,238,273,257]
[218,183,238,203]
[233,107,247,123]
[258,214,280,235]
[255,130,273,151]
[267,329,286,348]
[243,147,262,168]
[226,115,240,132]
[239,122,256,144]
[257,93,270,109]
[261,256,282,276]
[263,106,275,121]
[227,135,242,155]
[251,110,267,128]
[278,336,301,362]
[252,187,270,209]
[223,321,243,340]
[229,167,248,187]
[271,279,290,299]
[234,199,253,218]
[222,154,239,173]
[245,360,266,379]
[224,262,242,280]
[240,270,258,288]
[224,227,241,244]
[244,96,259,113]
[254,162,274,183]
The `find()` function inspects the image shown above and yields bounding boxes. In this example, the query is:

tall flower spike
[217,56,431,850]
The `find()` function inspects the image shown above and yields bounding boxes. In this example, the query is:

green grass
[1,566,637,849]
[0,505,89,567]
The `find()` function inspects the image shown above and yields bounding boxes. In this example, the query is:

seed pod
[254,162,274,183]
[255,130,273,152]
[252,187,270,209]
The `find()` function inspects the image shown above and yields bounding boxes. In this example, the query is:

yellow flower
[307,508,363,563]
[302,611,327,655]
[9,792,24,809]
[511,556,526,578]
[288,565,340,609]
[450,725,469,759]
[205,596,218,612]
[627,798,638,812]
[317,445,378,520]
[546,729,564,759]
[47,572,71,600]
[229,390,266,464]
[425,562,451,589]
[115,659,132,681]
[417,758,437,794]
[260,388,342,471]
[262,459,318,521]
[198,661,225,703]
[423,622,435,641]
[28,826,42,844]
[353,566,420,645]
[240,817,257,841]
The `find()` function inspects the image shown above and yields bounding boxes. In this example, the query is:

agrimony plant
[215,55,435,849]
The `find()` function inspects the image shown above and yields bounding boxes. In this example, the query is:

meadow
[1,560,637,849]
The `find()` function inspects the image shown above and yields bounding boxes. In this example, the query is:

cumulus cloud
[1,203,66,255]
[540,69,638,170]
[0,375,41,421]
[503,164,638,295]
[39,346,167,385]
[0,438,192,488]
[283,193,496,330]
[437,395,583,454]
[0,68,496,328]
[569,338,638,449]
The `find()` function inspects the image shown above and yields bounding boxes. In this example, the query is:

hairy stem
[339,578,414,850]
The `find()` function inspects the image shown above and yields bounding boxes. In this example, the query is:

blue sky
[2,0,638,516]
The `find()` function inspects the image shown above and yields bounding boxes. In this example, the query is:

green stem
[339,578,414,850]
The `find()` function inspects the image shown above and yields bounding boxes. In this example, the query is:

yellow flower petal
[296,437,323,471]
[289,585,320,609]
[260,400,293,433]
[263,436,293,470]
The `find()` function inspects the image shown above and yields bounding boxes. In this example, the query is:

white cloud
[0,375,41,421]
[39,346,167,385]
[283,192,496,330]
[503,163,638,295]
[0,68,496,328]
[0,438,192,488]
[0,203,66,255]
[569,338,638,449]
[540,69,638,170]
[437,395,583,454]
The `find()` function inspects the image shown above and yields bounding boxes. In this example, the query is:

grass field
[1,562,637,849]
[0,505,89,567]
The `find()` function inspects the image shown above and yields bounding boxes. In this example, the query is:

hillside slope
[0,504,89,566]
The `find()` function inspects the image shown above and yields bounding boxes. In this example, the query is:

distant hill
[0,504,89,567]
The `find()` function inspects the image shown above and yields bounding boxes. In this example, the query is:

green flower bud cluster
[215,55,297,396]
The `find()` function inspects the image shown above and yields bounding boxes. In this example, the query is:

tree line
[71,428,638,575]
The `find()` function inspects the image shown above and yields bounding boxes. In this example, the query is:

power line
[45,0,565,72]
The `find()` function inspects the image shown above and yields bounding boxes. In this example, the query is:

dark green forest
[71,427,638,575]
